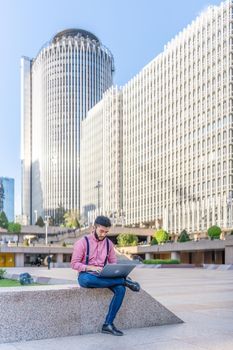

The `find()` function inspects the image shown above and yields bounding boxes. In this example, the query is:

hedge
[143,259,180,264]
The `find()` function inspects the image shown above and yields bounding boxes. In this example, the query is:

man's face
[95,225,109,240]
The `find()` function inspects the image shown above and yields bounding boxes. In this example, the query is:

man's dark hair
[94,216,112,227]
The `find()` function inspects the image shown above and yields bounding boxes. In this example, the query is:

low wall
[0,284,183,343]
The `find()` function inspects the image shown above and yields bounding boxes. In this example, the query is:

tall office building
[80,100,104,223]
[122,0,233,232]
[102,87,123,221]
[21,29,114,223]
[80,87,123,224]
[82,0,233,233]
[0,177,14,222]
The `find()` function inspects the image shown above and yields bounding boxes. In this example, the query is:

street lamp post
[45,215,51,245]
[227,196,233,229]
[94,181,102,214]
[34,210,38,224]
[231,199,233,230]
[201,216,205,237]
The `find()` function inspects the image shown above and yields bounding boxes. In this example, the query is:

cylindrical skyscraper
[21,29,114,223]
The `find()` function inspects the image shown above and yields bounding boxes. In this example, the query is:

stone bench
[0,284,183,343]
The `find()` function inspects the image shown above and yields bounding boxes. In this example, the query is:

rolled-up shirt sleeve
[108,242,117,264]
[70,239,87,272]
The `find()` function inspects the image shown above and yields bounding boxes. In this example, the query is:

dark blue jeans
[78,272,126,325]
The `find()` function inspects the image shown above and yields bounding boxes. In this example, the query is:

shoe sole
[101,330,124,336]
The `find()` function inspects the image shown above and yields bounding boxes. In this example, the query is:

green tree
[117,233,138,247]
[178,229,190,242]
[151,237,158,245]
[8,222,21,233]
[207,225,221,240]
[0,179,4,212]
[64,210,80,228]
[0,211,8,229]
[153,229,169,244]
[36,216,45,227]
[55,203,66,225]
[8,222,21,245]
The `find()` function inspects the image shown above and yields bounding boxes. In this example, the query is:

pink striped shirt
[71,232,117,273]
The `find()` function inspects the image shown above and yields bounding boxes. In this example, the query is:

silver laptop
[98,264,136,278]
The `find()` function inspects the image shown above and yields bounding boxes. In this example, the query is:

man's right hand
[86,265,102,273]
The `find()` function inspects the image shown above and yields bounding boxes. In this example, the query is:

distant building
[15,215,29,226]
[0,177,14,222]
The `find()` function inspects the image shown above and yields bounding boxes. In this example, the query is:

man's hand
[86,265,103,273]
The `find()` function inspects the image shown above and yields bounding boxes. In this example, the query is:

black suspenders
[84,236,90,265]
[84,236,110,266]
[105,238,110,265]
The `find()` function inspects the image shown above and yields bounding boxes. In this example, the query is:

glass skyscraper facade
[21,29,114,223]
[0,177,14,222]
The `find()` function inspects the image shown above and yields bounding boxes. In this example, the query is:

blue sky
[0,0,221,216]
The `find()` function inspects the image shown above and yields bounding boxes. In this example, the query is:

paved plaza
[1,267,233,349]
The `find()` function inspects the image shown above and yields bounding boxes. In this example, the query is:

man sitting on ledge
[71,215,140,336]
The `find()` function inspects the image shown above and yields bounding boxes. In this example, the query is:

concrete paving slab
[2,326,232,350]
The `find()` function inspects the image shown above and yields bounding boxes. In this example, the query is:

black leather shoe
[102,323,124,336]
[125,279,140,292]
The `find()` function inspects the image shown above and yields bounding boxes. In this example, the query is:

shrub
[153,229,169,244]
[62,241,67,247]
[0,269,6,279]
[36,216,45,227]
[207,225,221,239]
[143,259,180,264]
[178,230,190,242]
[117,233,138,247]
[151,237,158,245]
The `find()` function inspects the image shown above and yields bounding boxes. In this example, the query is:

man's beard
[94,230,106,241]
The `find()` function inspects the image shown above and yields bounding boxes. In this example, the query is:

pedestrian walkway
[1,267,233,349]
